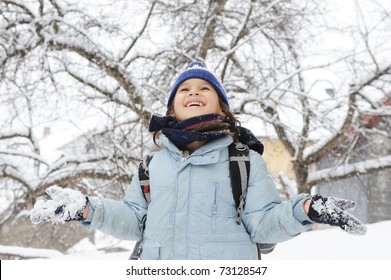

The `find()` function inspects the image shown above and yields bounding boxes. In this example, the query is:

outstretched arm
[243,150,366,245]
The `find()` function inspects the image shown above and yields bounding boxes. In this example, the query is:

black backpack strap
[229,142,277,259]
[258,243,276,255]
[138,154,154,205]
[228,142,250,225]
[129,154,153,260]
[129,215,147,260]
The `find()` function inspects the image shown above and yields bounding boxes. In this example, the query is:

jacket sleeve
[80,175,148,240]
[241,150,314,244]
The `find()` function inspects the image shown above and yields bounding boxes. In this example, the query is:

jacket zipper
[182,150,189,162]
[211,182,218,216]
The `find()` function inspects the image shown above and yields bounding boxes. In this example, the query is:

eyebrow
[179,81,212,88]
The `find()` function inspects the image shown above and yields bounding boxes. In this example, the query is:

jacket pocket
[139,239,161,260]
[200,242,257,260]
[207,181,235,218]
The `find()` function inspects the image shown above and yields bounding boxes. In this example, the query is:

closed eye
[177,87,189,93]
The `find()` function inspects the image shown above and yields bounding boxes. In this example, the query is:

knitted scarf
[149,114,231,150]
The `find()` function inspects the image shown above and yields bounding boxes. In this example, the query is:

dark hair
[220,101,241,140]
[153,99,240,147]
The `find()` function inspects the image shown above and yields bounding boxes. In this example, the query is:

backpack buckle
[236,195,245,225]
[129,215,147,260]
[234,142,247,151]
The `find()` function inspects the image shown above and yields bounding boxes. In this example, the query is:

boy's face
[172,78,226,121]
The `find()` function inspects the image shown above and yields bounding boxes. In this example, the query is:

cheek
[172,95,184,107]
[171,98,180,111]
[212,101,225,116]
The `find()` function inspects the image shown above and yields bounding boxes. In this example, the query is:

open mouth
[186,101,204,107]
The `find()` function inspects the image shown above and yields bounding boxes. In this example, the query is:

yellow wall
[262,138,296,179]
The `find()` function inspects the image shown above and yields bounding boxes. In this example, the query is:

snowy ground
[2,221,390,280]
[264,220,390,260]
[69,220,391,260]
[2,219,388,260]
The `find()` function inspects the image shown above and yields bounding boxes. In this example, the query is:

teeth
[187,102,203,107]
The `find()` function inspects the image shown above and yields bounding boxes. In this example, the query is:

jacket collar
[159,134,233,163]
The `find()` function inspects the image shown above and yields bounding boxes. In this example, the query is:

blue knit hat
[166,61,229,108]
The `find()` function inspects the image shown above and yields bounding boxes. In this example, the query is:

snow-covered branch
[120,1,157,63]
[196,0,226,59]
[304,64,391,163]
[0,149,49,166]
[0,130,30,140]
[38,166,131,191]
[307,155,391,186]
[0,164,34,190]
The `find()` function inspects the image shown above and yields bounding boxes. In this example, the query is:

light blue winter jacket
[82,135,313,259]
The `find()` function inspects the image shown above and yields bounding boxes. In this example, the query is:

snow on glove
[307,194,367,235]
[30,186,86,224]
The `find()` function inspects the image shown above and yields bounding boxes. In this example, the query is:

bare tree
[0,0,161,250]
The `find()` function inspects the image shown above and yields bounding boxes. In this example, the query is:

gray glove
[307,194,367,235]
[30,186,86,224]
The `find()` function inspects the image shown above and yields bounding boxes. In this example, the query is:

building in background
[310,97,391,223]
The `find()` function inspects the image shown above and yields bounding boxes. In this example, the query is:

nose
[188,89,199,96]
